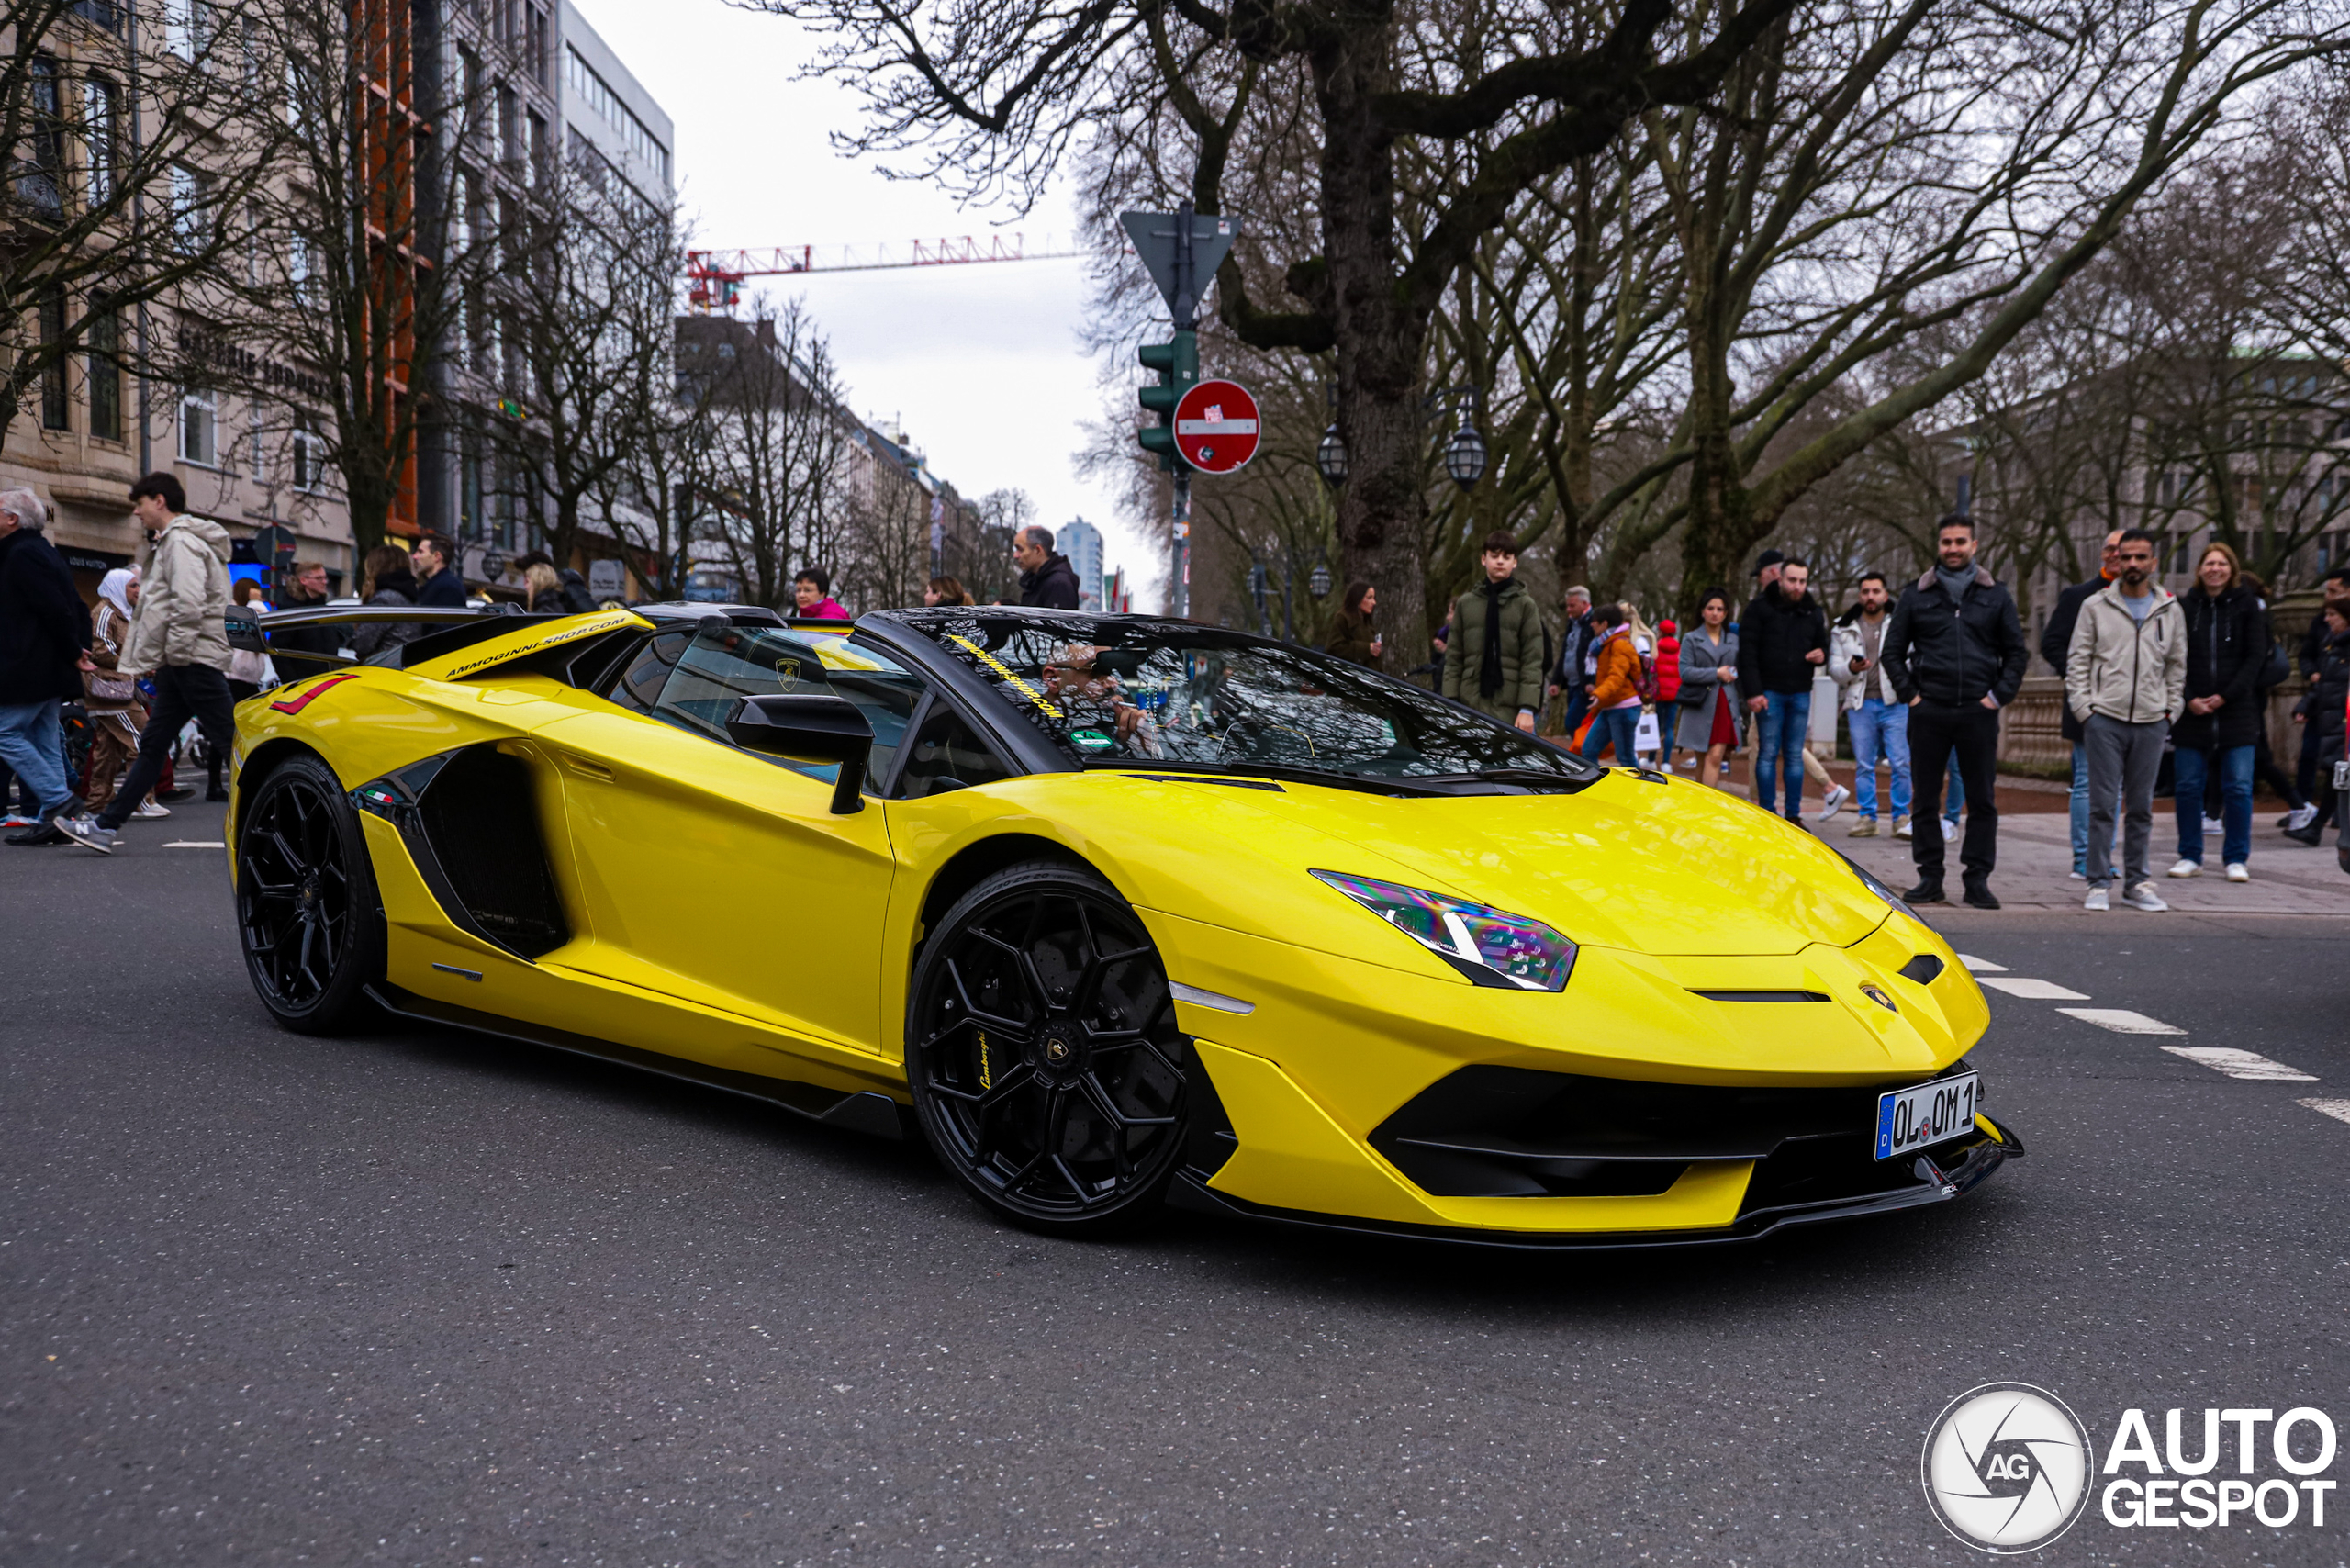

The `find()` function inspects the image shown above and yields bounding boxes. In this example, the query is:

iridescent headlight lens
[1310,869,1576,991]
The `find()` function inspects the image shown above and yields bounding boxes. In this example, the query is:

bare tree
[750,0,1812,666]
[837,454,934,612]
[688,298,854,610]
[201,0,509,554]
[0,0,271,446]
[493,153,682,571]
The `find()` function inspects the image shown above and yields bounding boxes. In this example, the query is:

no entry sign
[1173,379,1261,475]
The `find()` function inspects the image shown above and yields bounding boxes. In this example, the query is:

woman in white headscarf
[85,568,164,819]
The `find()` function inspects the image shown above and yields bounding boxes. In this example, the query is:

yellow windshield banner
[948,633,1062,718]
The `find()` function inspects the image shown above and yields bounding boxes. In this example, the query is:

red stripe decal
[269,673,359,714]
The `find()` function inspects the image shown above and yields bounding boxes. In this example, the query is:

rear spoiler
[226,604,648,677]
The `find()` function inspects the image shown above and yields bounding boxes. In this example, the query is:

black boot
[1903,879,1947,904]
[1961,879,2001,910]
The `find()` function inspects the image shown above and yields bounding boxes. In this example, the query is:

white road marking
[1976,976,2089,1000]
[1957,954,2008,972]
[2161,1047,2317,1082]
[2300,1099,2350,1125]
[2054,1008,2187,1036]
[163,841,226,848]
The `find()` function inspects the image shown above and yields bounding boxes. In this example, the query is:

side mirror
[726,693,874,814]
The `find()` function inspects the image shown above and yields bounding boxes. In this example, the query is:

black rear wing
[225,604,531,667]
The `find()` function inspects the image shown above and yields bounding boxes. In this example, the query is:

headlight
[1310,869,1576,991]
[1837,850,1914,918]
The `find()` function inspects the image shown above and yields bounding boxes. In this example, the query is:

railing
[1997,672,2312,774]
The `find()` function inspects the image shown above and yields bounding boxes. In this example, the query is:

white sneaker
[2084,886,2109,911]
[2285,804,2319,832]
[2225,862,2249,882]
[2167,858,2200,879]
[2069,870,2087,880]
[2123,882,2169,913]
[131,799,171,820]
[1818,784,1850,822]
[2202,816,2225,838]
[1942,817,1961,842]
[1893,816,1914,840]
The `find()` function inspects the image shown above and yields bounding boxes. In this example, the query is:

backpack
[1633,643,1660,703]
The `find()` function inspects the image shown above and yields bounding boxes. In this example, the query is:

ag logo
[1921,1383,2091,1553]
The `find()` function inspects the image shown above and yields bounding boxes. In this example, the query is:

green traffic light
[1136,330,1199,471]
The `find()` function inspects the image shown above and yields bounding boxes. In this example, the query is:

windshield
[882,609,1597,786]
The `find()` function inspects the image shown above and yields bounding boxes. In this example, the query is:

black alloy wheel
[236,752,384,1034]
[906,862,1190,1236]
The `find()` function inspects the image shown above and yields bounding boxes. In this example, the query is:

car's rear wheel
[906,862,1189,1236]
[236,753,384,1035]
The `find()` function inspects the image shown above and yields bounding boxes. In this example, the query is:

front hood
[1095,769,1887,958]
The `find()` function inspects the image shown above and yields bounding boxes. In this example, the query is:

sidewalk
[1832,800,2350,914]
[1680,756,2350,914]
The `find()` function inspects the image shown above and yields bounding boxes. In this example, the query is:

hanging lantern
[1445,423,1487,489]
[1316,423,1348,485]
[1307,558,1333,599]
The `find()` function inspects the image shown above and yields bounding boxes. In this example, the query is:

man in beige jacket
[58,475,236,855]
[2065,528,2187,911]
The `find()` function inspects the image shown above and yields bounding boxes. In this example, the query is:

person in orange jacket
[1578,604,1645,762]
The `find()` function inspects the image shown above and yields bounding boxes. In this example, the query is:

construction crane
[686,234,1081,312]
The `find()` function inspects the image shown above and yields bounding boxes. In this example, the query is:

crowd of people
[1325,518,2350,913]
[6,469,2343,902]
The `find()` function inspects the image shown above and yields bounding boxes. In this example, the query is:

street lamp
[1444,422,1487,489]
[1307,556,1332,599]
[1316,423,1348,485]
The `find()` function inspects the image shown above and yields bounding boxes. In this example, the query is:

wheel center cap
[1035,1024,1085,1081]
[298,873,319,905]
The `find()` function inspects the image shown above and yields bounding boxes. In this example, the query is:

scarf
[97,567,137,622]
[1479,579,1508,699]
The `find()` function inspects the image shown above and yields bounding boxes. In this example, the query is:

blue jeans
[0,699,72,814]
[2173,745,2253,867]
[2069,743,2089,874]
[1579,706,1642,765]
[1848,699,1910,821]
[1755,689,1810,818]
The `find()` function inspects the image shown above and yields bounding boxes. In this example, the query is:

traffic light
[1137,330,1197,470]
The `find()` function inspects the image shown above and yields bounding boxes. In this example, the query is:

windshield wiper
[1410,766,1602,794]
[1085,759,1446,797]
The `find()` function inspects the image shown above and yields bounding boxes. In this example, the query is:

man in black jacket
[265,559,344,674]
[1735,557,1830,822]
[0,488,93,846]
[410,533,469,609]
[1013,525,1081,610]
[1881,514,2029,907]
[2297,565,2350,803]
[2040,528,2122,879]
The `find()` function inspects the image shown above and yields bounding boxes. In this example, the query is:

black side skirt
[364,981,908,1141]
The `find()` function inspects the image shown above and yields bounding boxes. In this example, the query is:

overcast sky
[574,0,1158,598]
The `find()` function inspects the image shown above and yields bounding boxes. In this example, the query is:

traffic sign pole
[1121,203,1242,620]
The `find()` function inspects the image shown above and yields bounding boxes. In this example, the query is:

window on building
[527,109,548,184]
[180,387,217,465]
[292,427,324,490]
[529,3,549,86]
[21,56,63,217]
[248,422,267,481]
[39,293,69,431]
[162,0,214,61]
[86,302,121,442]
[82,76,118,204]
[171,164,211,252]
[497,84,516,164]
[288,232,312,304]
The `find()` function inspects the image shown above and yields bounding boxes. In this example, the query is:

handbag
[84,668,137,703]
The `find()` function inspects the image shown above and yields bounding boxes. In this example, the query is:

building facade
[1058,517,1103,610]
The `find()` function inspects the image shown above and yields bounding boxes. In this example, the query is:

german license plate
[1874,1072,1981,1160]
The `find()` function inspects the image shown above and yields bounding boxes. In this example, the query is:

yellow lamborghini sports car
[223,601,2020,1246]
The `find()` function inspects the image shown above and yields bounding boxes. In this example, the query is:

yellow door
[532,622,925,1060]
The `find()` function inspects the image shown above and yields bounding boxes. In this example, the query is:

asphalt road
[5,802,2347,1567]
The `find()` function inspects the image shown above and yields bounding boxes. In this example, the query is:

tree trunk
[1315,30,1436,674]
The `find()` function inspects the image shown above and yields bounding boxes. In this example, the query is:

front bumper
[1169,1116,2019,1250]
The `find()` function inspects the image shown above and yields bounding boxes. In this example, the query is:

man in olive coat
[1444,531,1546,730]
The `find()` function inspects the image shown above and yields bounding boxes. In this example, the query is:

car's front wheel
[906,862,1190,1236]
[236,752,385,1035]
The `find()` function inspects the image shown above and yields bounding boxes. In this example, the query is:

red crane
[685,234,1080,311]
